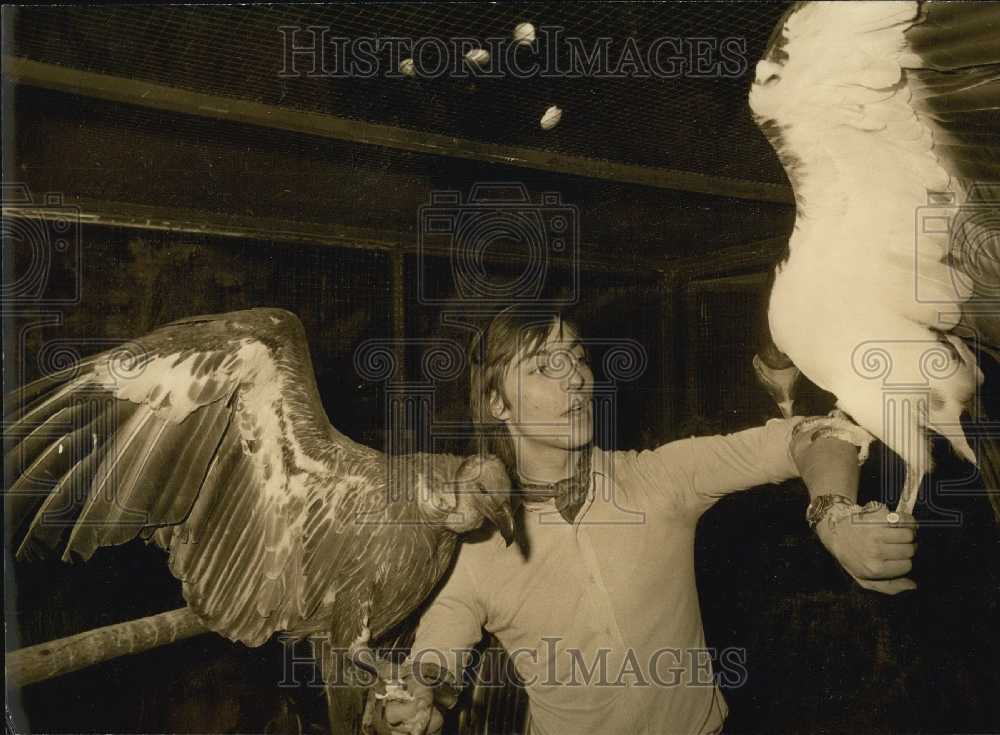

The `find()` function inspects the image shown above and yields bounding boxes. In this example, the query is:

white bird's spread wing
[4,308,386,646]
[750,1,1000,480]
[906,2,1000,353]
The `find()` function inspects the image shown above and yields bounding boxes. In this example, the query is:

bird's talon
[374,681,414,702]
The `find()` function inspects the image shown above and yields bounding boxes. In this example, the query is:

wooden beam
[7,606,209,687]
[1,195,667,274]
[686,271,771,292]
[664,235,787,282]
[3,56,794,205]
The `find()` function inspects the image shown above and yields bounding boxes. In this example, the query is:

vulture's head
[445,454,515,544]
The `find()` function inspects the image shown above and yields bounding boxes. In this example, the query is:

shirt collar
[524,446,601,526]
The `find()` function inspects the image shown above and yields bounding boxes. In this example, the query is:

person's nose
[565,355,589,391]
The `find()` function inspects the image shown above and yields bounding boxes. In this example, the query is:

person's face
[491,320,594,453]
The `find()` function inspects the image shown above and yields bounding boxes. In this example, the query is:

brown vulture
[4,307,514,733]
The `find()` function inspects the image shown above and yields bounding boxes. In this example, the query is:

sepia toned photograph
[3,2,999,734]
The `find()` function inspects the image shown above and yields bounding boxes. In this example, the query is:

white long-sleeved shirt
[409,417,805,735]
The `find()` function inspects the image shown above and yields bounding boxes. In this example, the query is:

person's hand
[369,673,444,735]
[815,504,918,594]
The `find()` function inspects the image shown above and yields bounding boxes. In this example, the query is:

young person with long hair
[374,304,916,735]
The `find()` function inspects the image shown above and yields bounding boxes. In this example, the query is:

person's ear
[488,389,511,422]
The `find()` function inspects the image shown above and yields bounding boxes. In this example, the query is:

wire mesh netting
[11,2,794,185]
[14,81,795,265]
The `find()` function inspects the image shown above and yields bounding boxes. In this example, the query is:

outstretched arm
[636,413,916,595]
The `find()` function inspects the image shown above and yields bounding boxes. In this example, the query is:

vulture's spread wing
[4,308,396,646]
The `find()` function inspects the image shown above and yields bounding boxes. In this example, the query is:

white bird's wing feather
[750,1,999,471]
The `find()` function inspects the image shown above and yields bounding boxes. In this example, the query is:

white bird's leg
[896,466,926,516]
[888,397,931,516]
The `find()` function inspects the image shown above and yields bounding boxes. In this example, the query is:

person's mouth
[564,398,590,416]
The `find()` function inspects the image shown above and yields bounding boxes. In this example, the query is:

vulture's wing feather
[296,453,465,643]
[4,308,388,646]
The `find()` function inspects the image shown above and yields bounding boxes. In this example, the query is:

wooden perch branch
[7,606,210,687]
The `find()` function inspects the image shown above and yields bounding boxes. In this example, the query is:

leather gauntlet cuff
[791,409,874,465]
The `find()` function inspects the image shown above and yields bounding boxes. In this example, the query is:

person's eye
[529,356,549,375]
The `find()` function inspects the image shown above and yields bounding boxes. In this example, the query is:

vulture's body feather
[751,0,1000,515]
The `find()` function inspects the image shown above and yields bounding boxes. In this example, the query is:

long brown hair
[467,304,580,483]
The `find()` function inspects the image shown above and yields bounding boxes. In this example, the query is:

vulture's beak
[485,499,516,546]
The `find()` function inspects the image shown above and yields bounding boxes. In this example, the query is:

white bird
[750,1,1000,517]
